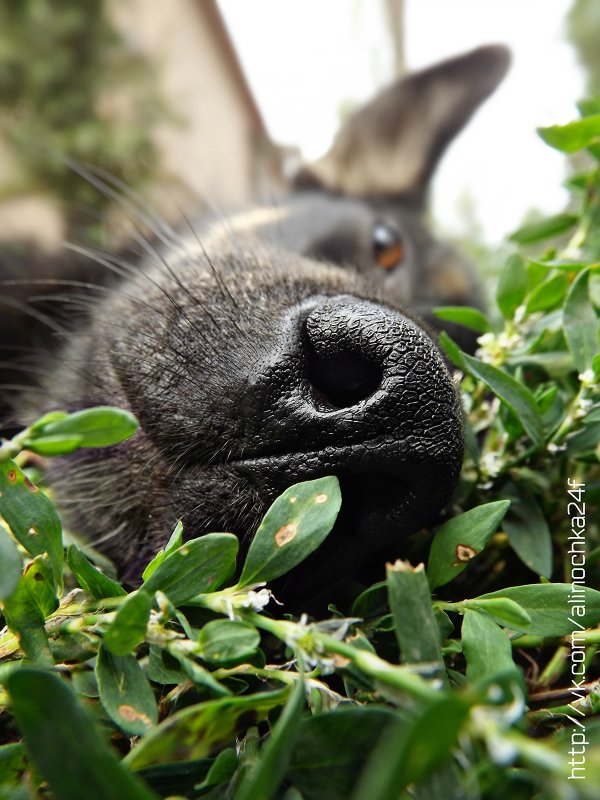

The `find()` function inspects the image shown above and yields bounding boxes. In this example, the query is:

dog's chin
[226,436,460,612]
[258,466,454,615]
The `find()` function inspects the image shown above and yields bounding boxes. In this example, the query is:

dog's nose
[240,295,463,530]
[305,301,384,409]
[237,294,463,607]
[300,297,456,432]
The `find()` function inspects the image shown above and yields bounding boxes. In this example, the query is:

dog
[0,45,509,606]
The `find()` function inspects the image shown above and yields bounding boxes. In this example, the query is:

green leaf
[124,687,289,769]
[197,748,238,791]
[235,674,304,800]
[578,98,600,117]
[22,434,84,456]
[508,213,578,245]
[566,421,600,456]
[0,526,22,600]
[563,269,599,372]
[238,476,341,587]
[432,306,491,333]
[528,259,590,272]
[463,598,532,628]
[28,411,69,433]
[525,272,568,313]
[67,544,126,599]
[437,331,465,368]
[351,695,471,798]
[96,644,158,736]
[7,668,158,800]
[142,533,238,605]
[461,610,518,683]
[538,115,600,153]
[502,484,553,578]
[25,406,138,449]
[0,742,26,790]
[141,520,183,581]
[103,590,151,656]
[585,405,600,422]
[387,561,443,667]
[506,350,575,377]
[135,759,214,799]
[2,554,58,664]
[147,646,187,685]
[197,620,260,664]
[434,607,455,643]
[350,580,387,619]
[0,459,63,589]
[172,653,232,697]
[427,501,510,590]
[496,254,527,318]
[286,707,403,800]
[477,584,600,636]
[461,354,544,446]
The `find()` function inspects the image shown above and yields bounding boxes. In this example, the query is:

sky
[218,0,583,243]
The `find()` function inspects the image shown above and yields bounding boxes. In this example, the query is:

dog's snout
[304,300,385,409]
[301,296,441,417]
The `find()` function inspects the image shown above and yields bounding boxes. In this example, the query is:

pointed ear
[293,45,510,199]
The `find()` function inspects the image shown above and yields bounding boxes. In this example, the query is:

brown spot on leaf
[24,476,38,492]
[332,654,351,668]
[27,527,38,537]
[118,705,152,725]
[23,562,43,580]
[455,544,478,564]
[315,493,328,504]
[7,470,17,484]
[275,523,298,547]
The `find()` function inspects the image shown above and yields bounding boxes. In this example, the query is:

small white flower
[513,305,526,324]
[476,329,523,365]
[239,588,273,612]
[486,732,518,765]
[480,450,503,479]
[579,369,596,386]
[477,332,495,348]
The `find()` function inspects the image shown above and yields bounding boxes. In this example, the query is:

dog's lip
[228,435,458,475]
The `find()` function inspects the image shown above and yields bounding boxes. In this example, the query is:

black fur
[0,46,510,605]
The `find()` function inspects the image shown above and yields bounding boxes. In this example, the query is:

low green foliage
[1,109,600,799]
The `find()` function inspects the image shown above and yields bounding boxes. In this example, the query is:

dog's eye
[373,222,405,270]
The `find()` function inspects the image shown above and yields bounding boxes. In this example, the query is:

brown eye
[373,222,406,270]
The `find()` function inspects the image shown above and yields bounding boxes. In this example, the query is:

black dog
[0,45,508,604]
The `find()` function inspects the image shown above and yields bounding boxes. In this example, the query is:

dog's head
[0,45,509,608]
[251,45,510,350]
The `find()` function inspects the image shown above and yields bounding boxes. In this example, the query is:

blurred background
[0,0,595,256]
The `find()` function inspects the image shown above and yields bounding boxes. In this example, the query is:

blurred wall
[110,0,282,213]
[0,0,282,248]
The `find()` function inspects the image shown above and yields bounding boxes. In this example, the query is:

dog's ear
[293,45,510,202]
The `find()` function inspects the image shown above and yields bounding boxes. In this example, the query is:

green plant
[1,108,600,799]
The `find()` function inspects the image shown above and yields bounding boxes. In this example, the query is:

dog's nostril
[303,297,387,409]
[307,350,382,408]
